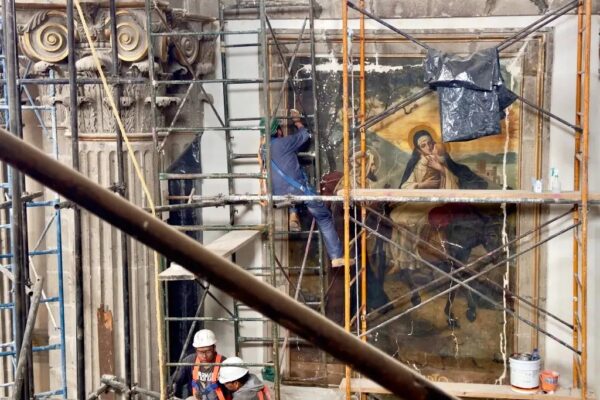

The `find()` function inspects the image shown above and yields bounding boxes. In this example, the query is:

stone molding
[15,2,215,138]
[16,3,215,70]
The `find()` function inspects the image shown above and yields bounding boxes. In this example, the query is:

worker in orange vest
[172,329,229,400]
[218,357,270,400]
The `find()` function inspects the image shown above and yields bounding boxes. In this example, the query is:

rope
[72,1,167,398]
[495,102,512,385]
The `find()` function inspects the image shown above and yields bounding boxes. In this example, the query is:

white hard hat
[218,357,248,383]
[192,329,217,348]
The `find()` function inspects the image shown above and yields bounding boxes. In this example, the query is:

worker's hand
[290,108,301,122]
[290,108,304,129]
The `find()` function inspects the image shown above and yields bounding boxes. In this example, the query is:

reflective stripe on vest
[257,386,270,400]
[192,353,225,400]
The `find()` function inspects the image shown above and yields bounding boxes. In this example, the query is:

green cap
[260,117,280,135]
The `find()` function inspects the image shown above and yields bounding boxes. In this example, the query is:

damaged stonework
[16,1,217,135]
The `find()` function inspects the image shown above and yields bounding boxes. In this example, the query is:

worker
[218,357,270,400]
[172,329,228,400]
[262,110,352,268]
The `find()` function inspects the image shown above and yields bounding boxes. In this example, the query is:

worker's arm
[171,355,194,397]
[278,121,310,153]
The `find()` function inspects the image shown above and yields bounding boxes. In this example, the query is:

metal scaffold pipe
[3,0,32,397]
[0,127,459,400]
[66,0,86,395]
[108,0,132,392]
[13,279,43,400]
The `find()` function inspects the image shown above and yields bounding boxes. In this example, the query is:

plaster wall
[310,0,600,19]
[219,0,600,19]
[202,14,599,394]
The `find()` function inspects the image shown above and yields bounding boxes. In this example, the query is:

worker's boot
[289,212,301,232]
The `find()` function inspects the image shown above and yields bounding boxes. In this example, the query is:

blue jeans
[304,201,343,260]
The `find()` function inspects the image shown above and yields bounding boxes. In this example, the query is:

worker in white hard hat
[172,329,228,400]
[218,357,270,400]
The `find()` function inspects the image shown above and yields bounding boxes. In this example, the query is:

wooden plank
[339,378,594,399]
[158,263,196,281]
[159,231,260,281]
[204,230,260,258]
[341,189,600,204]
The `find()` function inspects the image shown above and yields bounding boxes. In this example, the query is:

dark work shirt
[172,353,227,400]
[270,127,311,195]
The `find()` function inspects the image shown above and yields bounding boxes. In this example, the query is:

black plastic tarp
[424,47,517,142]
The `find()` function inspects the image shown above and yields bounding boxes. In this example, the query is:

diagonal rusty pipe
[0,129,457,400]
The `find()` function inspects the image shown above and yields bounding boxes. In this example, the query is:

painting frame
[268,27,552,384]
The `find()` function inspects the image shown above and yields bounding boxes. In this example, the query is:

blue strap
[270,160,316,195]
[202,383,219,395]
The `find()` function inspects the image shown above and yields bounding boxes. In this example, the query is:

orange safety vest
[257,386,271,400]
[192,354,226,400]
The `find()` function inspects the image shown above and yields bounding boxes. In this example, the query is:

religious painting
[274,30,549,385]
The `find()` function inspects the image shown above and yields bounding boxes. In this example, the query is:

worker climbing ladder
[145,0,329,397]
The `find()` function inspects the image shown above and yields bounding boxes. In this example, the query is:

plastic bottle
[550,168,561,193]
[531,348,540,361]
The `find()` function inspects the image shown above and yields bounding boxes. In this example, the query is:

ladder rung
[238,337,306,343]
[228,118,261,122]
[165,316,269,322]
[247,266,321,271]
[155,78,285,85]
[274,230,321,235]
[222,43,261,48]
[173,225,266,232]
[151,30,260,37]
[155,126,261,132]
[160,173,265,180]
[231,153,258,159]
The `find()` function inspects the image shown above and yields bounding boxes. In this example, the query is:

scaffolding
[0,12,68,399]
[146,1,328,399]
[0,0,594,398]
[148,0,595,397]
[338,0,593,399]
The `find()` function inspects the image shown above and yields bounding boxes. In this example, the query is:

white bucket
[509,357,541,389]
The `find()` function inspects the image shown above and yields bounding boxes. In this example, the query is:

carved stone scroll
[173,29,201,66]
[109,10,148,62]
[21,11,69,63]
